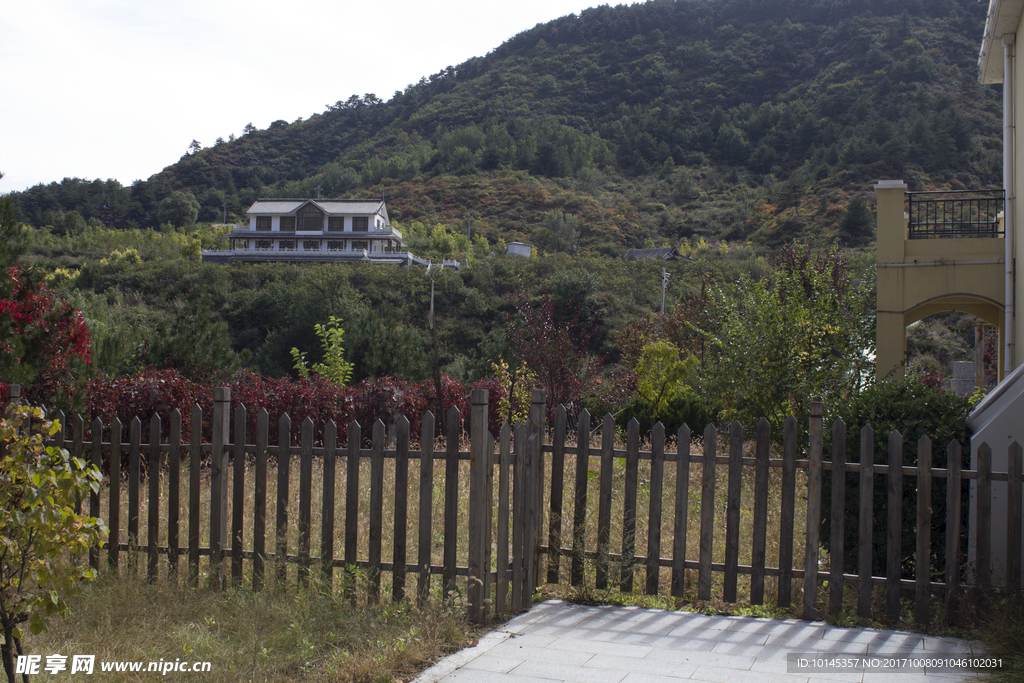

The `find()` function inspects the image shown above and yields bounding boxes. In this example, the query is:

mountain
[10,0,1000,251]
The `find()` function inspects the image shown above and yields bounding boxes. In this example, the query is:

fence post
[7,384,20,409]
[529,389,546,589]
[803,402,823,620]
[210,387,231,590]
[468,389,491,623]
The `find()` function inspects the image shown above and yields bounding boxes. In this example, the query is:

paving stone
[411,600,985,683]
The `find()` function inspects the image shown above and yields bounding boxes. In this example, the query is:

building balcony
[231,226,404,240]
[907,189,1004,239]
[874,180,1006,384]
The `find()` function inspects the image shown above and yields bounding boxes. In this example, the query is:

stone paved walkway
[412,600,992,683]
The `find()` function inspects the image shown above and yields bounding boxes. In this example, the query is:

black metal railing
[907,189,1004,238]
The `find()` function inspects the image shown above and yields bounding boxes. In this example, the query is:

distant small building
[507,242,532,258]
[624,246,690,261]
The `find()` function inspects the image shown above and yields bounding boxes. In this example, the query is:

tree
[187,139,202,155]
[1,407,107,683]
[542,210,580,254]
[702,244,875,430]
[347,306,429,382]
[634,340,696,425]
[0,267,92,412]
[145,288,240,382]
[839,196,874,246]
[505,280,600,418]
[291,316,354,386]
[156,191,200,228]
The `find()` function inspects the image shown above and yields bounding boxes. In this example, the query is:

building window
[328,240,346,251]
[256,216,272,231]
[352,217,369,232]
[279,240,296,251]
[352,240,368,250]
[303,240,320,251]
[297,205,324,231]
[255,239,272,250]
[280,216,296,231]
[328,217,344,232]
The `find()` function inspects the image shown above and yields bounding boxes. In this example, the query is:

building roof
[623,246,690,261]
[979,0,1024,83]
[246,199,388,221]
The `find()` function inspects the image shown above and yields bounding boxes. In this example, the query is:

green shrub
[821,380,972,579]
[616,392,711,440]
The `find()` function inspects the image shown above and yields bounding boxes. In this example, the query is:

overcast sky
[0,0,600,194]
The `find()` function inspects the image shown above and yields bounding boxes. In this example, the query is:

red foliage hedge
[82,369,509,446]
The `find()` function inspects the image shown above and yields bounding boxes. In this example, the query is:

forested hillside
[9,0,1000,251]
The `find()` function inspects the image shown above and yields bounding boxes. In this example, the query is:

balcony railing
[907,189,1004,239]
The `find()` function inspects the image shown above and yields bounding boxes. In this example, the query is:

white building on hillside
[203,198,427,265]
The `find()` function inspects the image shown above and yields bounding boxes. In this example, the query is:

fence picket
[915,436,932,626]
[698,423,717,601]
[148,414,161,583]
[90,417,103,570]
[886,430,904,622]
[393,415,410,602]
[110,417,123,574]
[468,390,490,622]
[977,442,992,590]
[621,418,640,593]
[672,425,691,599]
[253,408,269,592]
[548,405,566,585]
[345,420,361,601]
[128,416,141,577]
[803,403,823,620]
[646,422,665,596]
[210,388,230,589]
[418,413,435,604]
[512,423,527,611]
[71,413,83,515]
[276,413,292,585]
[1007,443,1022,595]
[322,420,337,589]
[724,421,742,603]
[298,416,314,586]
[596,413,614,590]
[571,409,591,586]
[495,422,511,614]
[751,419,770,605]
[188,406,201,586]
[829,419,847,615]
[232,405,247,584]
[443,406,461,600]
[369,419,386,603]
[945,440,962,625]
[168,410,182,584]
[524,430,539,610]
[778,416,797,608]
[857,425,874,619]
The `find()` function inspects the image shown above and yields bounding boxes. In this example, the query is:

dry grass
[33,573,475,682]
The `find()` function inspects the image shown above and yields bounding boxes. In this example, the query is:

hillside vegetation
[9,0,1000,251]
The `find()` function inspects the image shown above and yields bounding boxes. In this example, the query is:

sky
[0,0,602,194]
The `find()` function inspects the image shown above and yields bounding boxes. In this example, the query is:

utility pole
[661,267,670,314]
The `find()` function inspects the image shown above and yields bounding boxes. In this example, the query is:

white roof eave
[980,0,1024,84]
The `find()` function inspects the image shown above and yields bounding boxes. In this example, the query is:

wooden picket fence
[10,385,1024,626]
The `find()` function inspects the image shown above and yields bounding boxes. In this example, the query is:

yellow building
[875,0,1024,384]
[874,182,1005,383]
